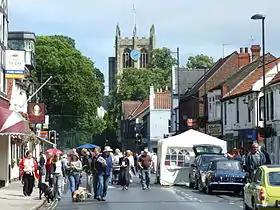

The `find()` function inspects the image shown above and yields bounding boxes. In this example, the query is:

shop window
[259,96,264,121]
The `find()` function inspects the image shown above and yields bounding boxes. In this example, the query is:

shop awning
[36,136,56,147]
[0,107,30,134]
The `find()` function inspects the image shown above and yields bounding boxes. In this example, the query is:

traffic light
[56,132,59,141]
[136,134,142,145]
[49,130,56,143]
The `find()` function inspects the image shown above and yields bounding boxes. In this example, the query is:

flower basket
[19,111,29,121]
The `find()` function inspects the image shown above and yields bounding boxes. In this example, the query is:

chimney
[150,86,155,110]
[238,46,250,68]
[251,45,261,61]
[165,86,168,91]
[160,88,162,92]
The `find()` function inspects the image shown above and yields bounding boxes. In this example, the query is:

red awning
[0,107,30,135]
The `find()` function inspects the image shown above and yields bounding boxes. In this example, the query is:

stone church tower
[115,24,156,75]
[108,24,156,92]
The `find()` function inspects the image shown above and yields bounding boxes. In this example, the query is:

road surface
[54,181,244,210]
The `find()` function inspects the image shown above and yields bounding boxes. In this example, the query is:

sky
[8,0,280,95]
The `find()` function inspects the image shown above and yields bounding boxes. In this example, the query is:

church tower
[108,6,156,92]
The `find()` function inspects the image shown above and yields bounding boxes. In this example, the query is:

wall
[0,135,10,186]
[9,81,28,112]
[149,109,170,149]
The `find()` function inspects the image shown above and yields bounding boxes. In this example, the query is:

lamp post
[251,14,266,147]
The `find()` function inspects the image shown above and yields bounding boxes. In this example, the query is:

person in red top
[19,151,40,196]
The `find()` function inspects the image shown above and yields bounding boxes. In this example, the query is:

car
[202,159,247,194]
[243,165,280,210]
[189,144,227,189]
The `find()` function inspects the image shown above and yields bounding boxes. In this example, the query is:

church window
[123,48,132,68]
[140,48,148,68]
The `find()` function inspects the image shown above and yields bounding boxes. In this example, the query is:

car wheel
[243,202,251,210]
[198,179,205,192]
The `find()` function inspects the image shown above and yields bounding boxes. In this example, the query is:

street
[55,180,243,210]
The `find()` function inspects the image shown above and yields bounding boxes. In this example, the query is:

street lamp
[251,13,266,147]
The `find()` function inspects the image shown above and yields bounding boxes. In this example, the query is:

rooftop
[121,100,142,119]
[8,31,36,41]
[223,58,280,99]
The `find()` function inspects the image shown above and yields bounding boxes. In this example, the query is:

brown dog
[72,187,91,202]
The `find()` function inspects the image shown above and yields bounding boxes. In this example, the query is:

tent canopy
[76,143,99,149]
[159,129,227,153]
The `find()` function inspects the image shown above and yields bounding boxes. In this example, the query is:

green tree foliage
[35,36,105,137]
[186,54,214,69]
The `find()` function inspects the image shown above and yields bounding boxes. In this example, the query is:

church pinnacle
[132,4,137,37]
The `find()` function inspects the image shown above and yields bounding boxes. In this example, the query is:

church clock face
[130,49,140,61]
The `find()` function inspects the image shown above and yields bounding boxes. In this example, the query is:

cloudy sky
[9,0,280,94]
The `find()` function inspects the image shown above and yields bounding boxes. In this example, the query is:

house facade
[206,47,276,140]
[264,71,280,164]
[179,50,240,133]
[221,58,280,152]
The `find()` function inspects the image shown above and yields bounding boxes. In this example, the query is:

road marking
[108,185,116,189]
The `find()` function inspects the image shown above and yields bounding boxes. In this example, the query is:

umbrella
[45,148,63,154]
[76,143,99,149]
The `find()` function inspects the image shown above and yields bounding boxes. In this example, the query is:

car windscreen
[200,155,225,167]
[216,161,242,171]
[268,172,280,186]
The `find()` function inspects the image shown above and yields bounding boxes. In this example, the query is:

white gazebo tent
[157,129,227,186]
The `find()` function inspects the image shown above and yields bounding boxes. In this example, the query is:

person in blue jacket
[95,146,113,201]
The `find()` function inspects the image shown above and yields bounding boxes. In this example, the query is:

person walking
[19,151,40,196]
[38,152,46,184]
[50,153,66,201]
[138,148,152,190]
[119,151,130,190]
[91,147,101,199]
[246,142,266,179]
[95,146,113,201]
[260,145,271,164]
[66,152,83,199]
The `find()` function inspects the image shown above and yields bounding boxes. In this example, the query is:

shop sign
[207,124,222,136]
[28,103,45,123]
[5,50,25,79]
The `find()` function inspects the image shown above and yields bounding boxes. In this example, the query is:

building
[207,47,276,140]
[108,24,156,91]
[265,71,280,164]
[170,67,205,133]
[127,86,171,152]
[179,50,240,133]
[221,58,280,152]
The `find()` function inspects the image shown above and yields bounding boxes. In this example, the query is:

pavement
[0,181,46,210]
[54,176,244,210]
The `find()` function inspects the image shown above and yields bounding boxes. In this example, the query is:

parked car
[189,144,227,189]
[203,159,247,195]
[243,165,280,210]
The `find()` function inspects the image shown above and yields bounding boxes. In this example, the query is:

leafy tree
[186,54,214,69]
[149,47,176,70]
[35,36,105,137]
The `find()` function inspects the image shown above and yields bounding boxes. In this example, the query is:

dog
[38,182,55,203]
[72,187,91,202]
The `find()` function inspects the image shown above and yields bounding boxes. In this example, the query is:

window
[248,107,251,122]
[236,98,239,123]
[270,92,274,120]
[215,101,221,119]
[140,48,148,68]
[224,102,227,125]
[259,96,264,121]
[164,147,192,167]
[122,48,132,68]
[266,93,269,120]
[268,172,280,186]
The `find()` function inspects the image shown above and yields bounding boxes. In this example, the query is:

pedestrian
[91,147,101,199]
[81,148,93,193]
[126,150,135,183]
[245,142,266,179]
[19,151,40,196]
[119,151,130,190]
[95,146,113,201]
[138,148,152,190]
[38,152,46,183]
[46,153,54,187]
[260,145,271,164]
[50,153,66,201]
[112,149,122,184]
[66,152,83,200]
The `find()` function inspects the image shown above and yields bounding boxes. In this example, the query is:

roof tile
[154,92,171,109]
[121,100,141,119]
[227,58,280,98]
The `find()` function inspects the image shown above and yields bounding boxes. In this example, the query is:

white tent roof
[159,129,227,153]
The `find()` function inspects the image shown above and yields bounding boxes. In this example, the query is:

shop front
[206,123,222,138]
[237,129,258,152]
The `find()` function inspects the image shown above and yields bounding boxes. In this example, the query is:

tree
[186,54,214,69]
[35,36,105,136]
